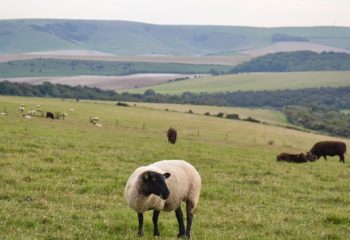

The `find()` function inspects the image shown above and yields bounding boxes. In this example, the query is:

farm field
[1,96,350,239]
[129,71,350,94]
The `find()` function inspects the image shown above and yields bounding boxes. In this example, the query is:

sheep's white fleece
[125,160,201,213]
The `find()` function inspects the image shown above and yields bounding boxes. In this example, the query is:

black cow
[307,141,347,163]
[276,152,310,163]
[167,127,177,144]
[46,111,54,119]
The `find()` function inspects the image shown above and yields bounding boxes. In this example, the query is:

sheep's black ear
[143,171,150,180]
[164,173,171,179]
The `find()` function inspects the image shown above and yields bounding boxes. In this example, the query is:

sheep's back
[150,160,201,211]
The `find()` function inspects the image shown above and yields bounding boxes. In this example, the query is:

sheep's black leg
[175,207,185,237]
[138,213,144,237]
[152,210,160,237]
[340,154,345,163]
[323,155,327,160]
[185,200,194,239]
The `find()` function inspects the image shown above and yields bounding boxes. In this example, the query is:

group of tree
[230,51,350,73]
[284,105,350,137]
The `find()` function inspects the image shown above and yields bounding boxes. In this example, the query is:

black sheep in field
[46,111,54,119]
[307,141,347,163]
[167,127,177,144]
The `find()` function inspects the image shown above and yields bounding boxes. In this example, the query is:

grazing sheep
[125,160,201,239]
[307,141,347,163]
[23,114,32,119]
[167,127,177,144]
[46,112,55,119]
[94,123,102,127]
[26,110,37,115]
[69,108,74,112]
[90,116,99,124]
[18,106,25,113]
[59,112,68,120]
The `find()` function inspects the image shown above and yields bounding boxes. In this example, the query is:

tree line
[230,51,350,73]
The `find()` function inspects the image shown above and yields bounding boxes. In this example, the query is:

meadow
[129,71,350,94]
[1,96,350,239]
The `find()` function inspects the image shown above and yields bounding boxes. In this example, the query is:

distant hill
[231,51,350,72]
[1,19,350,55]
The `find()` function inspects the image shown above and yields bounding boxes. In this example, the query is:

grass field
[131,102,288,125]
[129,71,350,94]
[1,96,350,239]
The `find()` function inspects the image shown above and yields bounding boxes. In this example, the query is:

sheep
[94,123,102,127]
[125,160,201,239]
[167,127,177,144]
[1,112,7,116]
[59,112,68,120]
[46,112,55,119]
[90,116,99,124]
[23,114,32,119]
[18,106,25,113]
[69,108,74,112]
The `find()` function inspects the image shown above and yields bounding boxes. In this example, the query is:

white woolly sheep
[69,108,74,112]
[18,106,25,113]
[125,160,201,239]
[94,123,102,127]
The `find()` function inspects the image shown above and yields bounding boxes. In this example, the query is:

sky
[0,0,349,27]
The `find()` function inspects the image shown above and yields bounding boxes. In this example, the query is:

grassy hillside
[129,71,350,94]
[1,96,350,239]
[131,102,288,125]
[1,19,350,55]
[0,59,230,78]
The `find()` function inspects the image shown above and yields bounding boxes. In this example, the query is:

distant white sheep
[94,123,102,127]
[125,160,201,238]
[18,106,25,113]
[59,112,68,120]
[69,108,74,112]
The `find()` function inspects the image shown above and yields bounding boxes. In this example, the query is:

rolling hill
[1,19,350,55]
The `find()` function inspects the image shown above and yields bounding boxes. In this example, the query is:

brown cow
[167,127,177,144]
[276,152,310,163]
[307,141,347,163]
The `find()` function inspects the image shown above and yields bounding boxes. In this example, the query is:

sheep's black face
[141,171,171,200]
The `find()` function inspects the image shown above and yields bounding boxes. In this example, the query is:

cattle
[276,152,311,163]
[46,111,55,119]
[307,141,347,163]
[167,127,177,144]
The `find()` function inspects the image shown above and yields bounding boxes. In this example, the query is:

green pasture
[1,96,350,239]
[130,102,288,126]
[129,71,350,94]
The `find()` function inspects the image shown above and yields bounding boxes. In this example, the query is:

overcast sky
[1,0,349,27]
